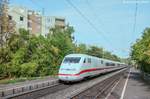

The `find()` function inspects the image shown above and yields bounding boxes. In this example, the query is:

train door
[82,57,91,77]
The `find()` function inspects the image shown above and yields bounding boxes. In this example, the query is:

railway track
[2,68,127,99]
[69,71,124,99]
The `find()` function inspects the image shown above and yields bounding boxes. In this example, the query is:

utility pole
[42,8,45,16]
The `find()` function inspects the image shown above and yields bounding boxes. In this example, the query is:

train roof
[65,54,125,64]
[65,54,90,57]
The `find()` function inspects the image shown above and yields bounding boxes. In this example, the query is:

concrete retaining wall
[0,79,58,98]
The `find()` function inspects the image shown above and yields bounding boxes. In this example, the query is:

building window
[8,15,12,20]
[20,16,24,21]
[55,18,64,22]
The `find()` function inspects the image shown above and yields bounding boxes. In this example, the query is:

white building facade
[41,16,65,37]
[8,6,28,32]
[8,6,66,37]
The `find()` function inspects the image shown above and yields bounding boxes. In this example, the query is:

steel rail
[94,77,119,99]
[69,68,127,99]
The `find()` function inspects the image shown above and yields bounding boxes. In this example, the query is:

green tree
[131,28,150,73]
[87,46,103,58]
[47,27,75,75]
[75,44,87,54]
[0,26,122,79]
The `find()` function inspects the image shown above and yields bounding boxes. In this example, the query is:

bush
[20,62,37,77]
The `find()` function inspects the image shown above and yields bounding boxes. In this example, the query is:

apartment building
[41,16,51,37]
[54,17,65,29]
[8,6,66,37]
[8,6,28,32]
[28,10,42,36]
[41,16,65,37]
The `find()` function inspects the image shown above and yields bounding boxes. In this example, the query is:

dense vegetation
[131,28,150,73]
[0,27,121,78]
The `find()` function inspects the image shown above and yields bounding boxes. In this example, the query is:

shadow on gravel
[128,69,150,91]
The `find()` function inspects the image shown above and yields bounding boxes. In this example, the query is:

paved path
[123,68,150,99]
[107,68,150,99]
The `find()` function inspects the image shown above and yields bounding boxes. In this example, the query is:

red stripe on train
[58,67,114,76]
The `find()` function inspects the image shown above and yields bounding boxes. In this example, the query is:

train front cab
[58,56,84,82]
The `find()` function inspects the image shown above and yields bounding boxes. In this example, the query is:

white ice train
[58,54,126,82]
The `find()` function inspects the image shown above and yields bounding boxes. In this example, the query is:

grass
[0,77,36,84]
[0,75,58,84]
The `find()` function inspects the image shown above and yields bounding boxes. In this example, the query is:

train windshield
[63,57,81,63]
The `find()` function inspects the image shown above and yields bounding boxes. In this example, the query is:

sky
[10,0,150,58]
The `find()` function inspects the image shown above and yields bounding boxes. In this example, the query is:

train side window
[88,58,91,63]
[83,59,86,63]
[112,63,115,66]
[101,60,103,64]
[63,57,81,63]
[106,63,109,66]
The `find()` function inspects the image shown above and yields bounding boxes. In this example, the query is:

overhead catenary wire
[85,0,109,34]
[86,0,128,54]
[30,0,115,50]
[65,0,115,49]
[14,0,117,52]
[85,0,117,48]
